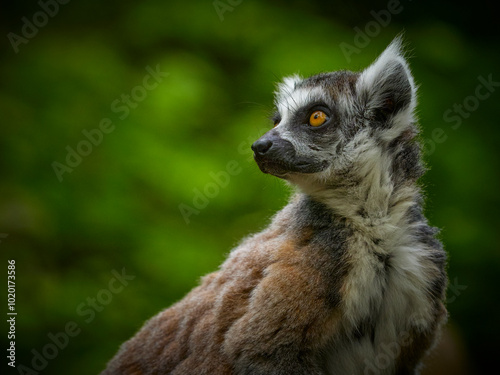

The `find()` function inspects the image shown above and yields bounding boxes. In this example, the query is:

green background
[1,0,498,374]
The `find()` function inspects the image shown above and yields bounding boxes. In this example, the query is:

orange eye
[309,111,328,127]
[273,120,280,127]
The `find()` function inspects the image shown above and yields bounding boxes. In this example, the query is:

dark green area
[0,0,498,374]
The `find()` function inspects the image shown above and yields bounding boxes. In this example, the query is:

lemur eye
[273,120,280,127]
[309,110,328,127]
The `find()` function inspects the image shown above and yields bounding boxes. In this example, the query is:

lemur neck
[317,176,418,230]
[294,143,423,232]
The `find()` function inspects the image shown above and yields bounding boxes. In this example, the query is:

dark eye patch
[290,102,335,128]
[270,110,281,127]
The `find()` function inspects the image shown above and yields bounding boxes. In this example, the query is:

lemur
[101,38,447,375]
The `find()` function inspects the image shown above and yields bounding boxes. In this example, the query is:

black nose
[251,139,273,155]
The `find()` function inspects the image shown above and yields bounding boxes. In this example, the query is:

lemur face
[252,71,362,181]
[252,40,417,191]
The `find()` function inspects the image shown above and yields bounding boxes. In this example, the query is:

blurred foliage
[0,0,498,374]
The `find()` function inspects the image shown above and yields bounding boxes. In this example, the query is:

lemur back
[101,38,447,375]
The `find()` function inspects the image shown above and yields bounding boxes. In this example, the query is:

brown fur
[102,209,351,374]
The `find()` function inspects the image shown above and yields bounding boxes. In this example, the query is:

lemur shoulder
[101,38,447,375]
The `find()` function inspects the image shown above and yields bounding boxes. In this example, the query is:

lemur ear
[356,37,416,122]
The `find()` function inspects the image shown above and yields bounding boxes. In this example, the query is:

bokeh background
[1,0,499,374]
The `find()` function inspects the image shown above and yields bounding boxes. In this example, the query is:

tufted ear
[356,37,416,122]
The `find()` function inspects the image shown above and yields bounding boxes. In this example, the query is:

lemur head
[252,37,423,197]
